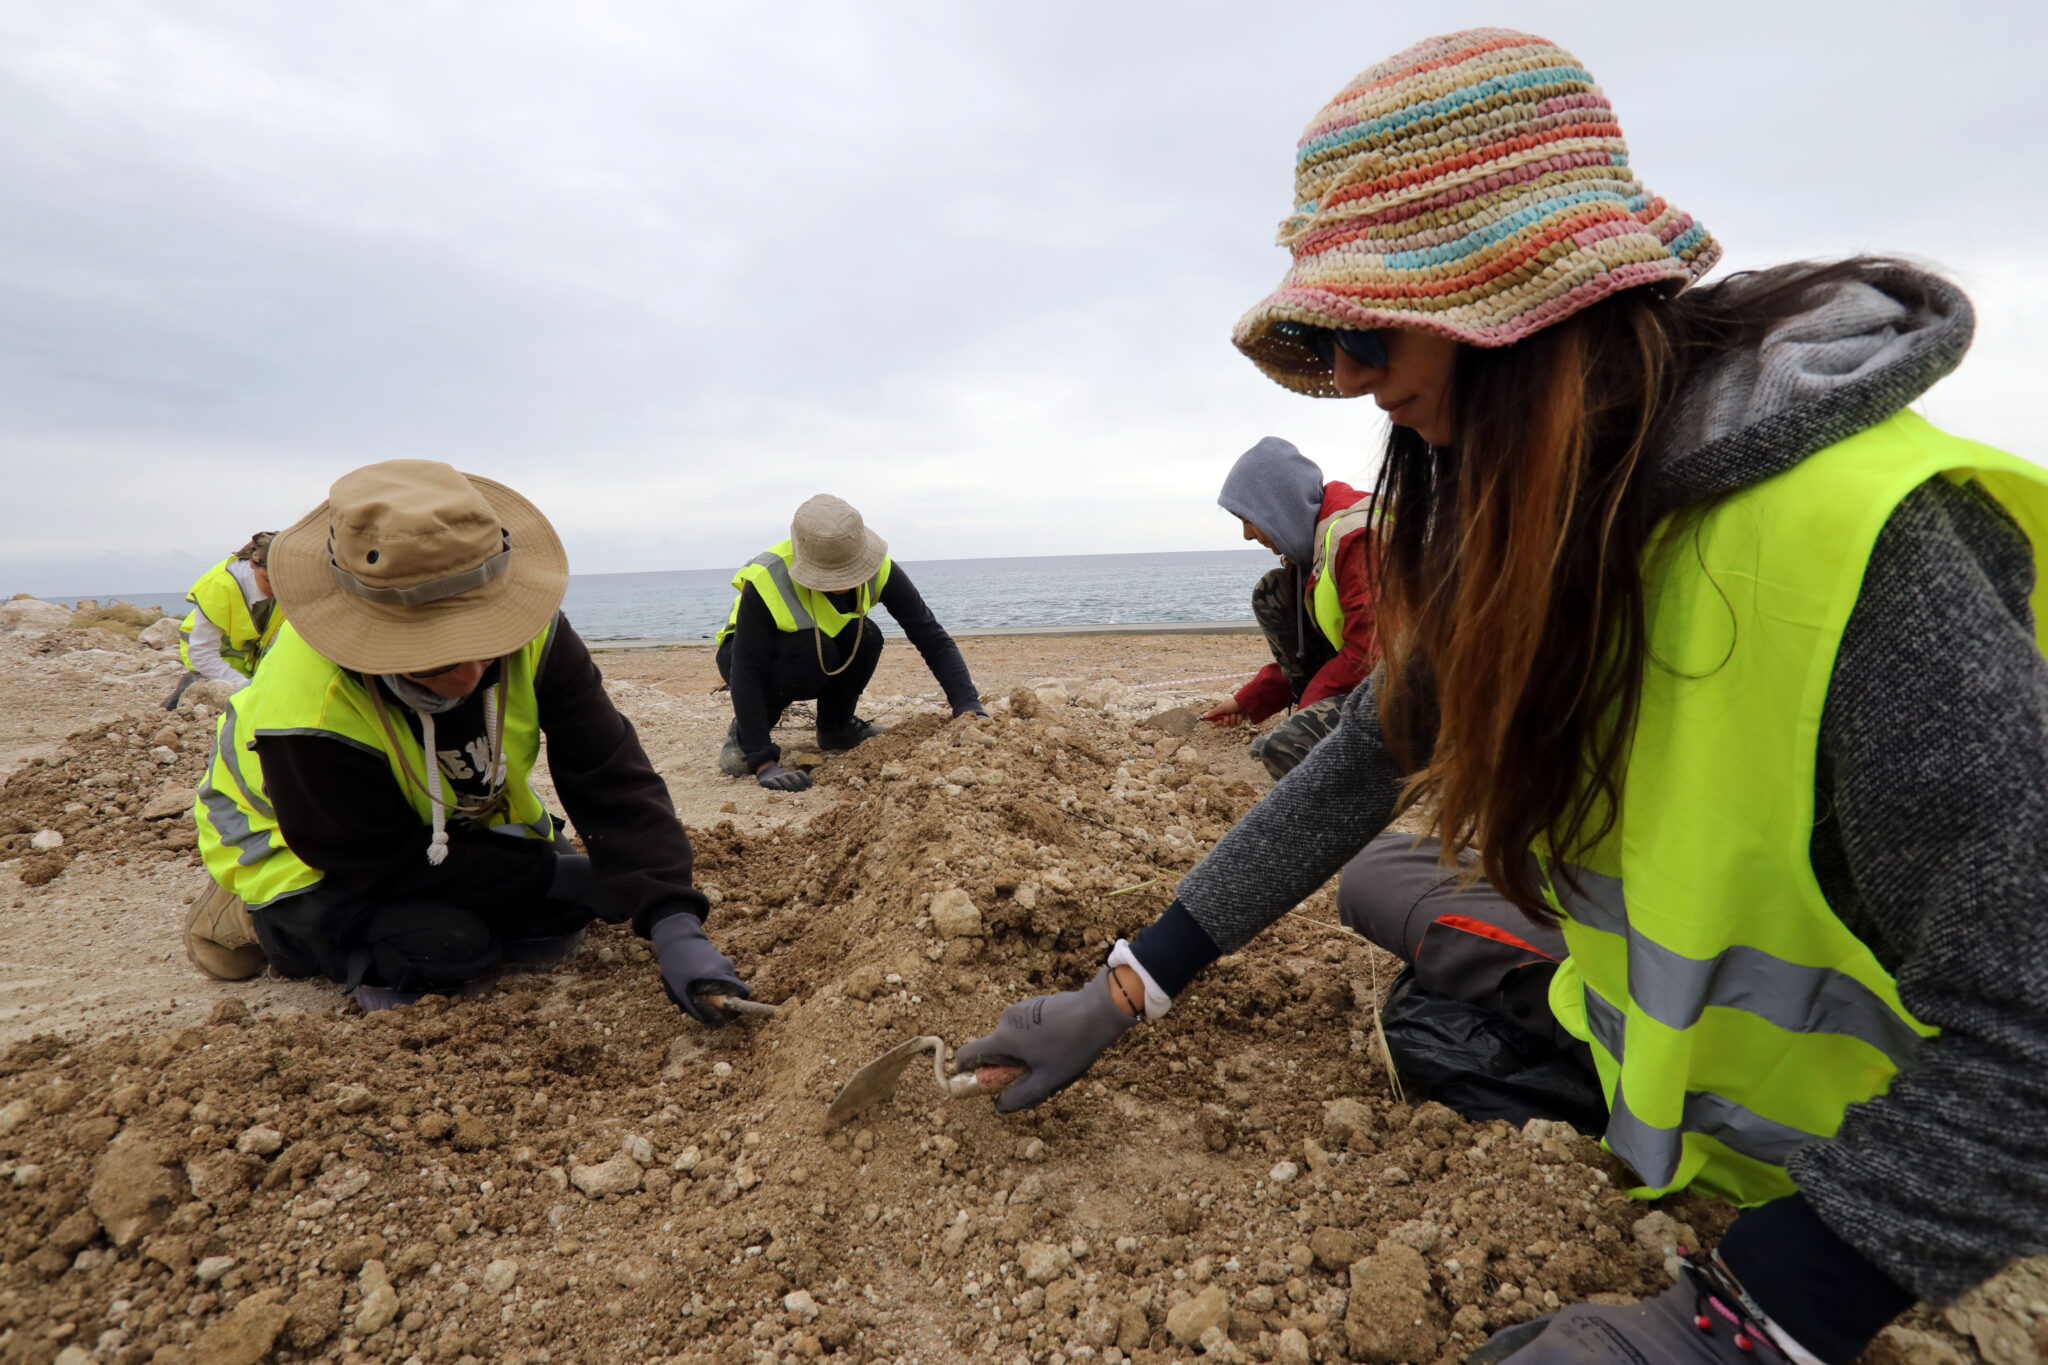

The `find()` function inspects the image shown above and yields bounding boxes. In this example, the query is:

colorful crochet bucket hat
[1235,28,1720,396]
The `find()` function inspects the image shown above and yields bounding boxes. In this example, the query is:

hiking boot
[717,719,752,777]
[818,717,887,752]
[184,880,267,981]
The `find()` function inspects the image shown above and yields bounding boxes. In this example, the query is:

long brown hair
[1372,257,1936,921]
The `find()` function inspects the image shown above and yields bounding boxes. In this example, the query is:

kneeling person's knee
[361,903,499,991]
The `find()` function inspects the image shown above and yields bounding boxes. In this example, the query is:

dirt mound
[0,710,213,885]
[0,703,2019,1364]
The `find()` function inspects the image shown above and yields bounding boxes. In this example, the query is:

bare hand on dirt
[651,913,752,1027]
[1200,697,1246,728]
[953,967,1140,1113]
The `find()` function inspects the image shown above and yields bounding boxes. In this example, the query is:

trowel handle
[702,992,780,1018]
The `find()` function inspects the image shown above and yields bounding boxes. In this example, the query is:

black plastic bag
[1378,966,1608,1135]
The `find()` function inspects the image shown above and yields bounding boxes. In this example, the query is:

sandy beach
[0,601,2024,1365]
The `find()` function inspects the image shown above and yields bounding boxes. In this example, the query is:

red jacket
[1235,481,1380,723]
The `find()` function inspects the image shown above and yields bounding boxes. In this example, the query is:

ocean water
[62,548,1274,642]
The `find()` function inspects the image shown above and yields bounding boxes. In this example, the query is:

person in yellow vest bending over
[960,30,2048,1365]
[161,532,284,710]
[184,459,749,1021]
[716,494,985,792]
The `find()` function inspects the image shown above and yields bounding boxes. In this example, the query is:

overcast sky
[4,1,2044,596]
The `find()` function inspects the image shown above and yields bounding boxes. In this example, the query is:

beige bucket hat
[788,494,888,592]
[268,460,569,674]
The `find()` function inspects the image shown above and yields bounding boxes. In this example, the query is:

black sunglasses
[1301,326,1388,371]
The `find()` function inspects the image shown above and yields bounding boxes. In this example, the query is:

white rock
[29,830,63,851]
[0,1099,33,1135]
[482,1258,519,1295]
[0,598,71,631]
[929,888,983,938]
[621,1133,654,1167]
[194,1255,234,1284]
[151,747,178,766]
[234,1126,285,1157]
[141,788,197,821]
[314,1166,370,1202]
[1166,1286,1231,1346]
[138,617,181,649]
[355,1281,399,1334]
[570,1154,643,1197]
[944,765,977,787]
[1268,1161,1300,1184]
[1020,1241,1073,1284]
[783,1289,820,1321]
[1276,1327,1312,1365]
[1032,685,1069,709]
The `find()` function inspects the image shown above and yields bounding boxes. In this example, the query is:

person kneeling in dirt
[961,28,2048,1365]
[184,459,749,1021]
[715,494,985,792]
[161,531,285,711]
[1199,437,1380,778]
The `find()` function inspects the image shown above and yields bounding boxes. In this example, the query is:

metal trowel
[825,1036,1024,1128]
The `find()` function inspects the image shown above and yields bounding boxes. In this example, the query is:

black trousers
[252,877,593,992]
[716,621,884,731]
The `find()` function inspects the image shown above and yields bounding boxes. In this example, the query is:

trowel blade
[826,1036,939,1128]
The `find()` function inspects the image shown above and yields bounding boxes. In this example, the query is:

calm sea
[65,548,1273,642]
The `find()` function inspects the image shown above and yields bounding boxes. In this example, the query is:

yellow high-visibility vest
[177,558,285,678]
[193,621,556,908]
[715,539,892,645]
[1542,410,2048,1205]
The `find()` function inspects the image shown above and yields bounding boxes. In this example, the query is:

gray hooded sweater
[1218,436,1326,569]
[1156,266,2048,1318]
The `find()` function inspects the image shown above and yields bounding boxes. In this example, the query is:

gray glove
[650,912,750,1027]
[1469,1264,1791,1364]
[755,761,812,792]
[954,967,1139,1113]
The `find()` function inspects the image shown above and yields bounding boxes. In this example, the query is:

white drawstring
[394,677,507,868]
[420,709,450,866]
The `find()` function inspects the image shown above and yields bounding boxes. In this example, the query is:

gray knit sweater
[1171,268,2048,1303]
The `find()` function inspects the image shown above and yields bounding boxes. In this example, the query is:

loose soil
[0,612,2035,1365]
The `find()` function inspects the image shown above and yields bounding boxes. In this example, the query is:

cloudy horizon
[4,1,2042,599]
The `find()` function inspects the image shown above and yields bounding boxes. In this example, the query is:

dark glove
[952,701,988,719]
[546,854,628,923]
[954,967,1139,1113]
[650,912,750,1027]
[755,761,812,791]
[1469,1264,1793,1364]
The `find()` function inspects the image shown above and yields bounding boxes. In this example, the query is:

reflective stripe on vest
[1540,410,2048,1206]
[193,620,556,909]
[716,540,893,644]
[1308,503,1378,650]
[177,558,285,678]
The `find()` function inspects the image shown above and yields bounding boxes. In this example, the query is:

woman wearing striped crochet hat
[959,27,2048,1365]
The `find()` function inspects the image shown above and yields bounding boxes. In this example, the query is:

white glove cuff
[1107,940,1172,1021]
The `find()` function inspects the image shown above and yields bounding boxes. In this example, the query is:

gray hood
[1651,264,1974,515]
[1219,436,1326,568]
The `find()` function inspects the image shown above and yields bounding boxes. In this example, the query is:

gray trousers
[1336,831,1574,1044]
[1246,565,1347,779]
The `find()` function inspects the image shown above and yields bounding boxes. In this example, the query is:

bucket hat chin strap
[328,530,512,606]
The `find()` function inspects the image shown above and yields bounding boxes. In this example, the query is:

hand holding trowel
[827,966,1138,1124]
